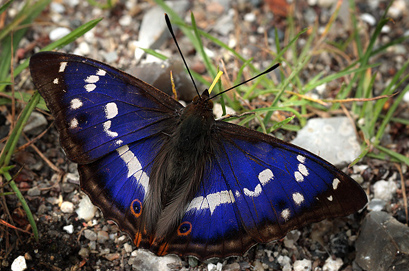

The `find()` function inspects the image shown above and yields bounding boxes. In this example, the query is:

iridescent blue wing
[29,51,181,240]
[153,121,367,259]
[30,52,182,164]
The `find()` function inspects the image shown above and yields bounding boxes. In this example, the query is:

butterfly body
[143,92,215,239]
[30,51,367,260]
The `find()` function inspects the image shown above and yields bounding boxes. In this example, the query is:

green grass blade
[0,0,52,80]
[0,0,14,15]
[376,145,409,166]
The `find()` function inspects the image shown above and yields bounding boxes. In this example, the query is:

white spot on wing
[105,102,118,119]
[292,192,304,205]
[59,62,67,72]
[294,171,304,182]
[243,184,262,197]
[84,75,99,83]
[281,208,291,221]
[333,178,340,190]
[53,78,59,84]
[84,83,96,92]
[327,195,333,201]
[298,163,309,176]
[96,69,106,76]
[103,121,118,137]
[116,145,149,195]
[186,190,235,214]
[70,98,83,110]
[69,118,78,129]
[258,169,274,185]
[297,155,306,163]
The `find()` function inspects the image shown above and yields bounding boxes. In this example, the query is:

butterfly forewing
[30,52,182,164]
[156,121,367,259]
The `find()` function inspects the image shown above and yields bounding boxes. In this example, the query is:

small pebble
[317,0,337,8]
[403,91,409,103]
[223,262,240,271]
[124,243,133,253]
[63,225,74,234]
[373,180,397,201]
[60,201,74,213]
[323,257,343,271]
[76,196,97,221]
[23,112,47,134]
[27,187,41,197]
[97,230,109,243]
[103,51,118,63]
[360,13,376,26]
[105,253,120,261]
[49,27,71,41]
[84,229,97,241]
[244,13,256,22]
[119,15,132,26]
[50,2,65,13]
[368,198,386,211]
[293,259,312,271]
[387,0,406,19]
[78,247,90,258]
[88,240,97,250]
[252,260,264,271]
[11,256,26,271]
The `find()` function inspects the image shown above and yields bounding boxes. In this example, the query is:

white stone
[294,259,312,271]
[60,201,74,213]
[373,180,397,201]
[323,257,343,271]
[63,224,74,234]
[360,13,376,26]
[11,256,27,271]
[119,15,132,26]
[50,27,71,41]
[76,195,97,221]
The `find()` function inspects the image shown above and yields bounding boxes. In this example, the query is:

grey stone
[23,112,47,135]
[84,229,97,241]
[97,230,109,244]
[356,211,409,271]
[27,186,41,197]
[291,117,360,166]
[135,1,190,62]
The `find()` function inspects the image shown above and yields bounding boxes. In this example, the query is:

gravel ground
[2,0,409,270]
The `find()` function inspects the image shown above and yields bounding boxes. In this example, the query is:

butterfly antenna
[208,63,280,100]
[165,14,200,97]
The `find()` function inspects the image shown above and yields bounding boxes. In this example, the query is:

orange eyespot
[177,221,192,236]
[130,199,142,217]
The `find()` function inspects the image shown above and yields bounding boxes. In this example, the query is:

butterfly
[29,50,367,260]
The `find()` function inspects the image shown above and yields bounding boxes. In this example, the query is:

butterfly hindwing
[29,52,182,164]
[79,136,164,237]
[157,121,367,259]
